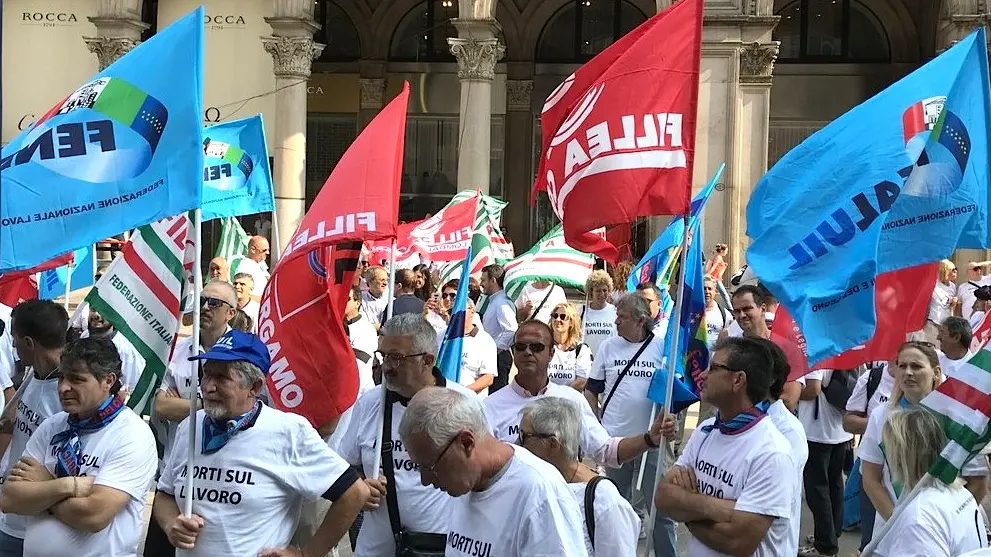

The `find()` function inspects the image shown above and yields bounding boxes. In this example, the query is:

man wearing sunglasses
[149,281,237,557]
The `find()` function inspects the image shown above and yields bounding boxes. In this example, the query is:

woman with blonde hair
[872,407,987,556]
[926,259,960,343]
[859,341,988,542]
[582,270,617,357]
[610,261,635,303]
[547,302,592,391]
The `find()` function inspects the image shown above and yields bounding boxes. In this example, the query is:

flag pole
[370,242,398,479]
[62,260,73,313]
[861,473,934,557]
[643,214,691,553]
[270,205,282,264]
[183,209,203,518]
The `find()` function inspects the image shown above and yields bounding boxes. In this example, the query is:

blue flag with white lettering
[746,29,991,364]
[39,245,96,299]
[438,246,473,383]
[202,115,274,220]
[0,7,204,272]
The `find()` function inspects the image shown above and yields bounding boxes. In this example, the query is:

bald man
[230,235,271,301]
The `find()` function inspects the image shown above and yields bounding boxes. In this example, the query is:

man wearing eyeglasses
[229,236,270,303]
[337,314,477,557]
[148,281,237,557]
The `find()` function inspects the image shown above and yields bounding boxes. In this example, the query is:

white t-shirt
[0,373,62,539]
[767,399,808,556]
[581,305,617,357]
[80,331,146,394]
[548,344,592,386]
[930,281,958,325]
[797,370,855,444]
[154,335,203,470]
[229,256,269,297]
[361,291,389,328]
[704,304,733,349]
[676,417,798,557]
[568,478,639,556]
[445,445,589,557]
[326,356,376,455]
[939,350,974,380]
[515,283,568,324]
[875,484,987,557]
[845,363,895,417]
[590,334,665,437]
[347,314,378,360]
[158,405,355,557]
[21,408,156,557]
[483,382,612,465]
[859,402,990,536]
[338,381,476,557]
[436,328,498,396]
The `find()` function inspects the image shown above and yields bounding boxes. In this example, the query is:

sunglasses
[512,342,547,354]
[200,297,232,310]
[550,312,568,321]
[441,292,457,299]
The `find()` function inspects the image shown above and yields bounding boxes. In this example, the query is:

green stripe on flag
[140,226,185,284]
[93,78,146,124]
[223,146,246,165]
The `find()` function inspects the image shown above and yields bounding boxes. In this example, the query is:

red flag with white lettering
[259,242,362,428]
[280,82,409,263]
[0,252,73,287]
[406,196,479,263]
[773,262,938,379]
[532,0,702,262]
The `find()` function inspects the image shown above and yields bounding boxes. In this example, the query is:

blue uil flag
[201,115,275,220]
[746,28,991,364]
[0,7,204,272]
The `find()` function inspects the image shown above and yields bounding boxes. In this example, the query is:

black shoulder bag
[599,333,654,418]
[528,287,555,320]
[584,475,617,548]
[382,395,447,556]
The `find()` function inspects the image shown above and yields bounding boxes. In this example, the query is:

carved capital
[359,78,387,110]
[448,37,505,81]
[83,36,140,71]
[262,35,324,79]
[506,80,533,112]
[740,41,779,85]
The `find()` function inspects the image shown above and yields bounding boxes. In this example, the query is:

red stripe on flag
[902,102,925,144]
[122,246,180,316]
[166,217,188,251]
[938,377,991,419]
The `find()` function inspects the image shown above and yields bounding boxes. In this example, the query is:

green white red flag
[503,224,594,300]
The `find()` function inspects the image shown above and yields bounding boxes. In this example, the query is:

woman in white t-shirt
[873,407,988,557]
[860,341,988,541]
[926,260,960,343]
[519,397,639,557]
[548,303,592,391]
[581,270,617,358]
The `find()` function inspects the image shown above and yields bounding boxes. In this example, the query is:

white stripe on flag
[951,361,991,395]
[940,439,973,471]
[924,389,991,437]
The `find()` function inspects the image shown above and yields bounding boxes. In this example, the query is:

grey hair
[941,316,973,348]
[882,407,961,491]
[522,397,581,461]
[231,359,265,389]
[381,313,439,357]
[617,293,653,336]
[203,280,238,306]
[398,387,489,450]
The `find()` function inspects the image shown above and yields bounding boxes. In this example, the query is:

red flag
[0,277,38,308]
[532,0,702,262]
[972,313,991,352]
[406,196,478,262]
[0,252,74,287]
[280,83,409,263]
[773,262,938,380]
[259,242,362,428]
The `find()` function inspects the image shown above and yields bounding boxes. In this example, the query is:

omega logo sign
[204,15,246,30]
[21,12,78,27]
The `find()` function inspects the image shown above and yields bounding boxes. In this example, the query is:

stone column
[449,19,505,193]
[84,0,149,70]
[504,77,534,249]
[263,3,323,257]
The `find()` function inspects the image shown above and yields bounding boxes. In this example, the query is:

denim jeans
[606,448,678,557]
[0,530,23,557]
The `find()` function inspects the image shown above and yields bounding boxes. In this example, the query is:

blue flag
[627,164,725,292]
[39,245,96,299]
[437,246,473,383]
[746,29,991,364]
[0,7,205,272]
[202,115,275,220]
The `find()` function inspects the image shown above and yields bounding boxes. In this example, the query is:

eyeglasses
[374,351,427,366]
[425,433,460,474]
[441,292,457,299]
[550,313,568,321]
[708,363,742,374]
[517,430,555,446]
[512,342,547,354]
[200,297,232,309]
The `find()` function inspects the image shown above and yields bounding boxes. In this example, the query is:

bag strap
[865,364,884,413]
[584,476,613,548]
[581,304,587,322]
[600,333,654,417]
[354,348,372,365]
[381,393,404,539]
[529,287,555,320]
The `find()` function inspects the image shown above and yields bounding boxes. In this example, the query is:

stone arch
[497,0,525,61]
[369,0,424,60]
[521,0,652,63]
[318,0,372,60]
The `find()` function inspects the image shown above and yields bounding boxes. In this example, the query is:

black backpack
[822,369,858,411]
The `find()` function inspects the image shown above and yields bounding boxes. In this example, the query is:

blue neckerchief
[898,397,911,408]
[50,395,126,478]
[702,400,771,435]
[201,401,262,455]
